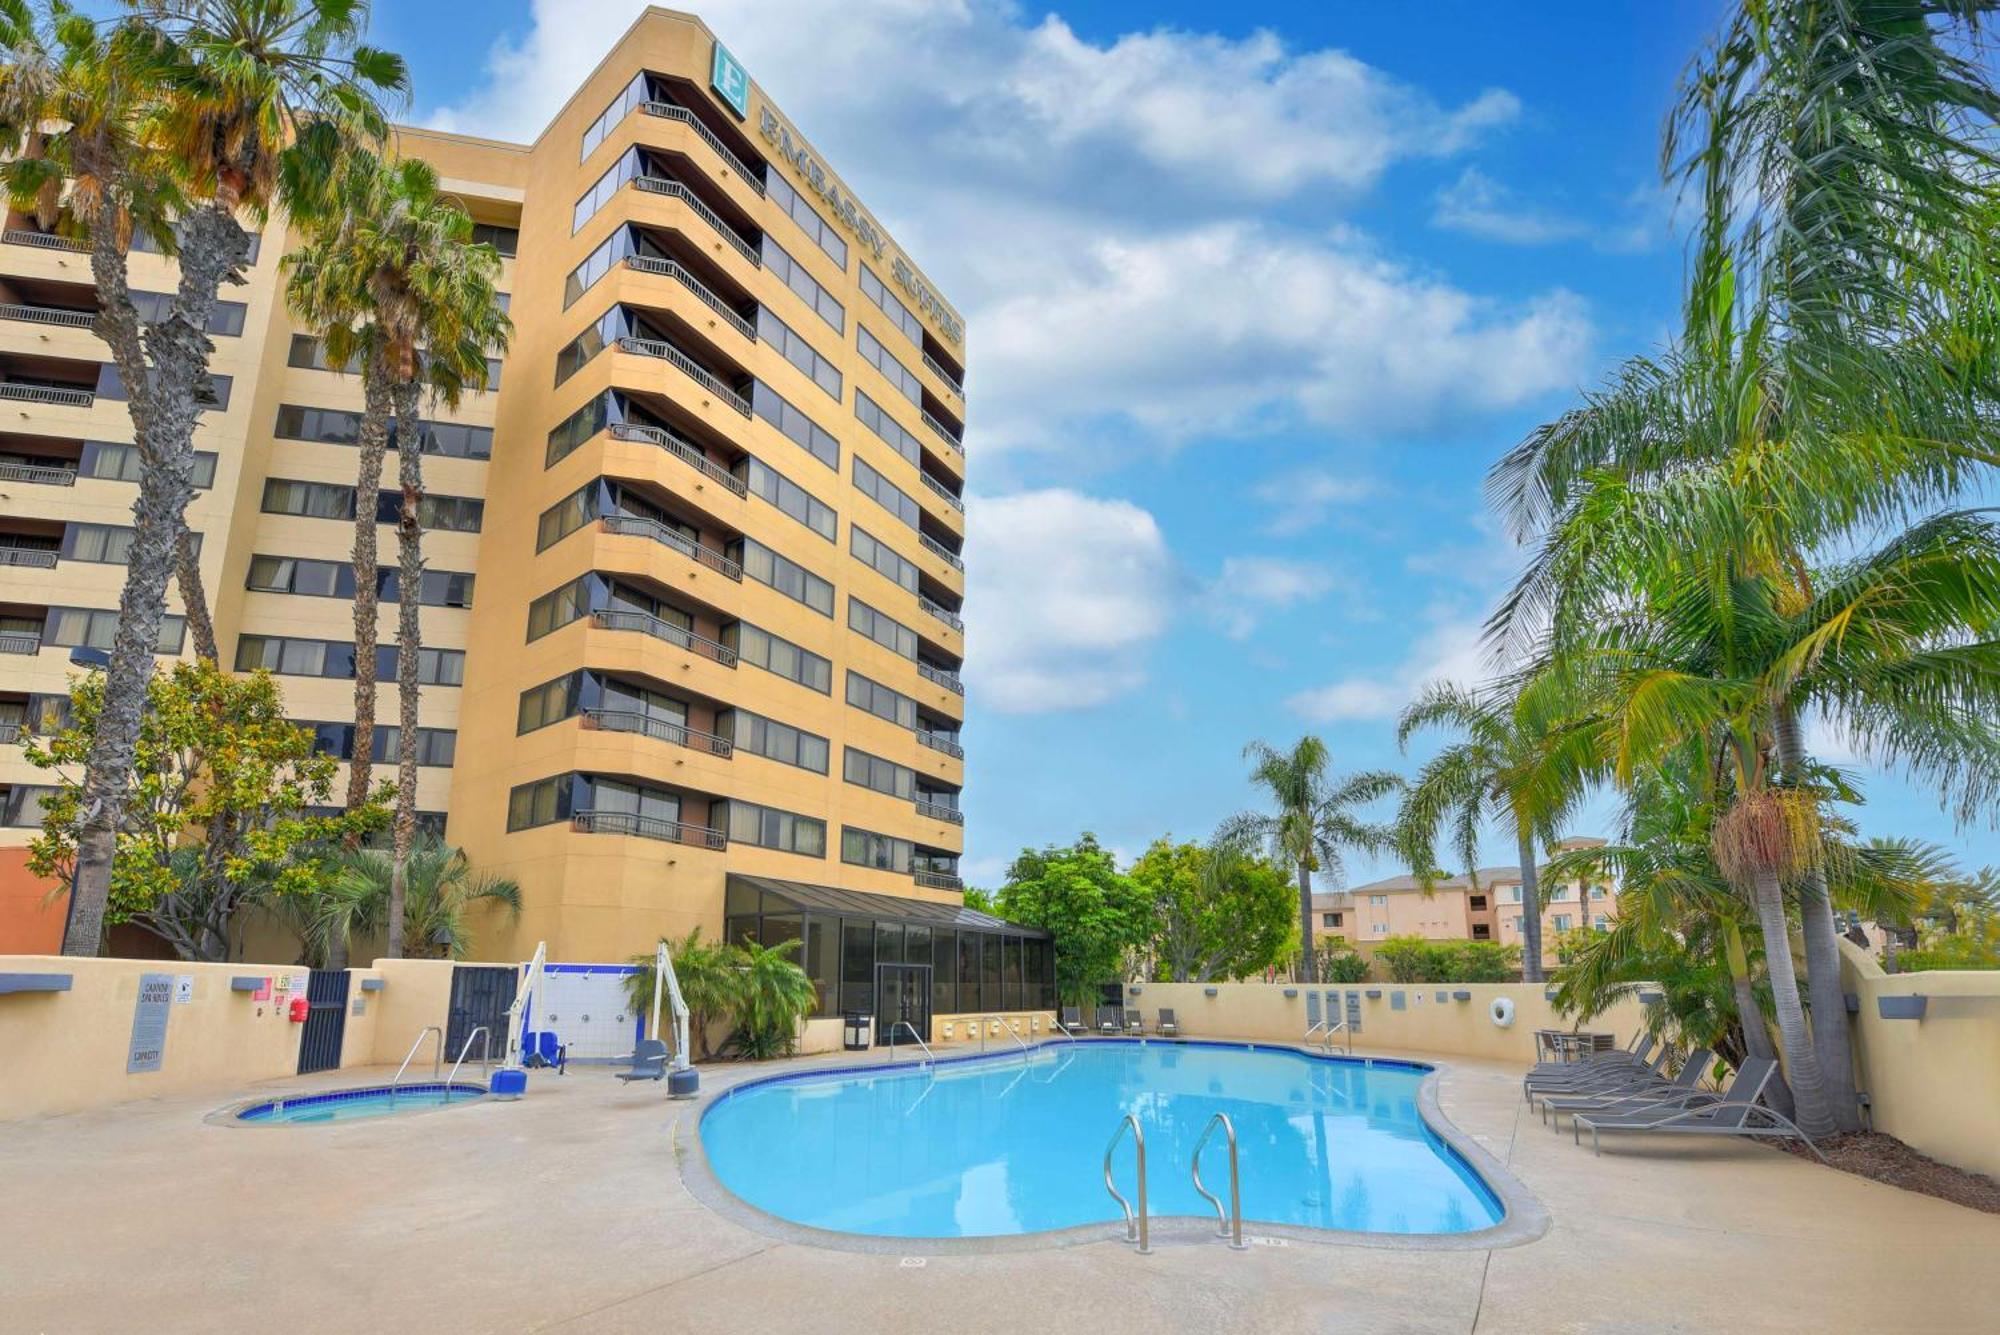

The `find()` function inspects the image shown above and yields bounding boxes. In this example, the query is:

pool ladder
[1305,1015,1353,1056]
[1102,1111,1248,1254]
[442,1026,493,1101]
[389,1025,443,1096]
[886,1019,933,1066]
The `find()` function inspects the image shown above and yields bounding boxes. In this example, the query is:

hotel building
[0,8,1055,1035]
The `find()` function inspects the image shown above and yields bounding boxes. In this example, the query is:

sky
[380,0,1999,887]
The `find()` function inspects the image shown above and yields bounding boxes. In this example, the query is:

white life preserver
[1489,996,1517,1028]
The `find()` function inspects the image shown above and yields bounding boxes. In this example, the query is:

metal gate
[447,965,516,1064]
[296,970,351,1074]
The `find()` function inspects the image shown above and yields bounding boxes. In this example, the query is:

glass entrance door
[874,963,932,1045]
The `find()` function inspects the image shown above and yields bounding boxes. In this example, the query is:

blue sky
[386,1,1998,886]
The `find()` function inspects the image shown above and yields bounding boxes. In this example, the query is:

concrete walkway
[3,1043,1997,1333]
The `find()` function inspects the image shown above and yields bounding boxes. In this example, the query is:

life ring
[1489,996,1516,1028]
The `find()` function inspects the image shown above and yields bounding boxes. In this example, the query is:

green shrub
[1318,947,1371,982]
[1374,935,1521,983]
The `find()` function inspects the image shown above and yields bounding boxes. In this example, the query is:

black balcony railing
[0,382,93,407]
[625,255,757,340]
[918,662,964,695]
[0,630,43,654]
[2,229,89,252]
[918,532,963,571]
[591,607,738,665]
[922,351,964,397]
[916,729,964,760]
[616,334,752,416]
[600,515,744,580]
[922,409,964,453]
[582,706,733,757]
[608,422,749,496]
[915,870,964,891]
[0,461,77,486]
[0,546,60,570]
[915,798,964,825]
[632,176,761,267]
[639,101,768,196]
[573,807,727,849]
[0,302,96,329]
[921,472,965,514]
[918,596,963,634]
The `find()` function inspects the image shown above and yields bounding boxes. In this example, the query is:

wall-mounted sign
[711,41,749,120]
[128,972,173,1073]
[173,975,194,1005]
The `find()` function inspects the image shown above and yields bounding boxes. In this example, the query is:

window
[857,325,921,404]
[246,555,472,607]
[49,608,184,654]
[767,170,846,268]
[547,394,611,465]
[130,289,246,336]
[722,799,827,856]
[1553,914,1574,933]
[854,390,922,468]
[78,442,216,488]
[527,574,595,642]
[754,307,841,400]
[470,223,518,256]
[563,227,631,309]
[724,621,831,693]
[733,539,833,615]
[842,825,912,874]
[1321,912,1344,928]
[848,597,917,660]
[536,484,600,552]
[1,784,56,827]
[289,336,500,390]
[1512,915,1524,932]
[736,456,835,540]
[235,635,461,685]
[1591,885,1608,899]
[1469,895,1487,911]
[305,723,456,767]
[518,673,584,734]
[859,264,923,344]
[1368,894,1388,907]
[580,71,650,161]
[750,380,839,471]
[843,747,915,800]
[1594,916,1610,931]
[1508,885,1524,903]
[372,491,484,533]
[846,671,918,729]
[852,456,921,531]
[1550,884,1570,900]
[507,774,574,831]
[718,709,829,773]
[1371,922,1388,935]
[96,364,231,410]
[262,478,355,520]
[61,524,137,564]
[850,526,919,594]
[573,147,645,234]
[274,404,493,459]
[761,234,844,332]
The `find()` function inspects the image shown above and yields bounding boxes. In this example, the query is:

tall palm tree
[1219,737,1400,984]
[1393,673,1603,983]
[316,839,520,963]
[0,0,405,956]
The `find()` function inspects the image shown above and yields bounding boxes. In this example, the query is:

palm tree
[316,840,520,963]
[0,0,405,956]
[1220,737,1400,984]
[624,929,743,1061]
[1393,673,1604,983]
[733,938,818,1059]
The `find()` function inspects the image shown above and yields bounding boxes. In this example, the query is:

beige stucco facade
[0,8,970,967]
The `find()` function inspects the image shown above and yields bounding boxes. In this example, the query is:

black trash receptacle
[843,1012,872,1051]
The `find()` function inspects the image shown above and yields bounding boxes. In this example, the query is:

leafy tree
[1372,936,1522,984]
[996,835,1154,1004]
[623,928,741,1061]
[22,661,386,960]
[961,885,997,914]
[1134,838,1294,982]
[1316,945,1370,983]
[1220,738,1401,984]
[309,840,520,962]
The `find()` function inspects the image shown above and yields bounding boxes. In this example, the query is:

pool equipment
[650,938,699,1098]
[1489,996,1516,1028]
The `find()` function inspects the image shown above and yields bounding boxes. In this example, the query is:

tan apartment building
[1315,839,1618,974]
[0,8,1054,1037]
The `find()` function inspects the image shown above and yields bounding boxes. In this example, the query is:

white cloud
[1203,556,1336,640]
[1285,610,1494,722]
[1253,466,1379,537]
[964,489,1175,713]
[1432,167,1589,244]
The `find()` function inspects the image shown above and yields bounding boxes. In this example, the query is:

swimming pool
[235,1082,487,1124]
[698,1041,1505,1239]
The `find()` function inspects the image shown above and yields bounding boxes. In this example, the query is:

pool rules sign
[128,972,174,1073]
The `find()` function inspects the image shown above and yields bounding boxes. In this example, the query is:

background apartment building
[1315,839,1618,974]
[0,9,1054,1036]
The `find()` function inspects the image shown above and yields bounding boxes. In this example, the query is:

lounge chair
[1528,1033,1653,1079]
[1524,1043,1668,1101]
[523,1031,566,1074]
[1571,1058,1825,1160]
[615,1038,669,1083]
[1057,1007,1089,1037]
[1538,1047,1713,1127]
[1123,1009,1143,1036]
[1097,1006,1121,1036]
[1157,1008,1178,1038]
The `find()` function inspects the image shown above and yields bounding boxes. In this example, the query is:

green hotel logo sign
[711,41,749,120]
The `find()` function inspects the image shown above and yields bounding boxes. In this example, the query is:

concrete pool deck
[4,1041,1997,1333]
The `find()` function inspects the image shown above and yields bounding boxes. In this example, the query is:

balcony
[638,101,767,196]
[0,458,76,486]
[923,409,964,455]
[918,661,964,695]
[600,514,744,580]
[919,531,963,571]
[572,807,727,849]
[591,607,738,666]
[0,301,95,330]
[0,544,58,570]
[615,333,751,416]
[581,706,733,757]
[916,729,964,760]
[608,421,748,496]
[921,471,965,514]
[922,350,964,398]
[915,870,964,892]
[915,798,964,825]
[0,628,41,655]
[0,380,92,407]
[1,228,88,253]
[918,595,964,634]
[632,176,761,267]
[0,722,19,744]
[624,254,756,340]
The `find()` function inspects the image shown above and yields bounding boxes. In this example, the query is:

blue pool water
[699,1041,1504,1238]
[236,1082,486,1123]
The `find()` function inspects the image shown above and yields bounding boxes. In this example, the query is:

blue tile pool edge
[674,1038,1550,1257]
[219,1081,490,1125]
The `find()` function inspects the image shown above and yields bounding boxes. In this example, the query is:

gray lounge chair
[1097,1006,1121,1035]
[1572,1058,1826,1160]
[1057,1006,1089,1037]
[1156,1008,1178,1038]
[1539,1047,1714,1127]
[1123,1009,1143,1036]
[1529,1033,1653,1079]
[616,1038,669,1083]
[1525,1041,1668,1100]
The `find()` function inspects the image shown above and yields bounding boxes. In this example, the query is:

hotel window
[859,265,923,345]
[547,394,611,465]
[305,723,456,768]
[246,555,472,607]
[61,524,134,565]
[1320,912,1342,928]
[130,289,247,336]
[1371,922,1388,935]
[506,774,576,831]
[761,234,844,332]
[79,442,216,488]
[841,825,913,874]
[857,325,921,405]
[845,671,919,729]
[1591,885,1608,899]
[1368,894,1388,907]
[724,621,832,693]
[844,747,916,800]
[1508,885,1524,903]
[854,390,922,469]
[274,403,492,459]
[754,307,841,400]
[737,457,836,541]
[1512,915,1524,932]
[97,364,231,410]
[262,478,355,520]
[848,597,918,660]
[470,223,518,257]
[526,574,602,642]
[580,71,649,161]
[234,635,462,685]
[731,538,834,616]
[0,784,56,827]
[750,380,839,472]
[850,526,919,594]
[573,148,643,234]
[1594,916,1611,931]
[767,170,847,268]
[289,336,499,390]
[1549,884,1569,900]
[718,709,829,774]
[852,456,921,531]
[721,800,827,857]
[48,608,184,655]
[1553,914,1574,932]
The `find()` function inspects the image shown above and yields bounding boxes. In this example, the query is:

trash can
[843,1012,872,1051]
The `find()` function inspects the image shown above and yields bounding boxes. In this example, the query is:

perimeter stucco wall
[1841,940,2000,1180]
[1130,981,1649,1065]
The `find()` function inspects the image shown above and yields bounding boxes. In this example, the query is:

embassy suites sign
[757,105,964,346]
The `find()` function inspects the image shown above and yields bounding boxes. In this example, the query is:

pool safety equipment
[650,938,700,1098]
[1489,996,1516,1028]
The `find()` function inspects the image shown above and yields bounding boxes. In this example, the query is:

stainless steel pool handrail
[1103,1114,1150,1254]
[979,1017,1030,1055]
[887,1019,933,1066]
[1192,1112,1249,1250]
[443,1026,492,1100]
[390,1026,443,1096]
